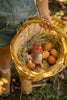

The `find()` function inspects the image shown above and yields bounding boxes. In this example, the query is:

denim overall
[0,0,36,47]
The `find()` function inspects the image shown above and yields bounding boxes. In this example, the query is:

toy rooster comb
[33,43,43,53]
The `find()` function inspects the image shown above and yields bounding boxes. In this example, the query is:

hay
[17,30,64,73]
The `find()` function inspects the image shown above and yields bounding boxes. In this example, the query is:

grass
[20,83,67,100]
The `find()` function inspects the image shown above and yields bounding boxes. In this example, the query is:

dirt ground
[0,0,67,100]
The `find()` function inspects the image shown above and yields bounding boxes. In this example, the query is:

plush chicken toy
[31,43,44,68]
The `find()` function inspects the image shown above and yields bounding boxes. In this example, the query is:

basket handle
[18,17,67,37]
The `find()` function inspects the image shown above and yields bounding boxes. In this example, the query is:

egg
[43,42,52,51]
[42,51,50,59]
[47,56,56,65]
[50,49,58,58]
[27,61,36,70]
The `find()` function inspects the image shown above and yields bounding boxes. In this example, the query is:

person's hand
[36,0,51,30]
[39,14,52,31]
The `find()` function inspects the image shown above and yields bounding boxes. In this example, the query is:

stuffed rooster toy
[31,43,44,68]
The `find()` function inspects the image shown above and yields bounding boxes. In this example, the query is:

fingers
[46,17,52,31]
[39,17,52,31]
[47,17,51,25]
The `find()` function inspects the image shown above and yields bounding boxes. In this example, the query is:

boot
[0,72,11,97]
[19,75,32,94]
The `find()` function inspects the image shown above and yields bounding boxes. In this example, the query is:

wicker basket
[10,17,67,82]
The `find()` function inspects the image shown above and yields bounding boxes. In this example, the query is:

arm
[36,0,51,23]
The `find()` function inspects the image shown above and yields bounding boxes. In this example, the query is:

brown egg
[43,42,52,51]
[42,51,50,59]
[50,49,58,58]
[47,56,56,65]
[27,61,36,70]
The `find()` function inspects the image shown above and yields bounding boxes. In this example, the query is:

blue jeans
[0,24,20,48]
[0,10,38,48]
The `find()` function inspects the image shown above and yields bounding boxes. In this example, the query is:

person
[0,0,51,96]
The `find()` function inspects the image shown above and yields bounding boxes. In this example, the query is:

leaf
[46,94,52,99]
[61,95,67,100]
[32,90,37,94]
[32,90,41,95]
[47,84,52,88]
[44,84,51,89]
[53,85,57,92]
[35,94,40,100]
[56,96,59,100]
[21,96,27,100]
[45,89,52,94]
[43,90,46,93]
